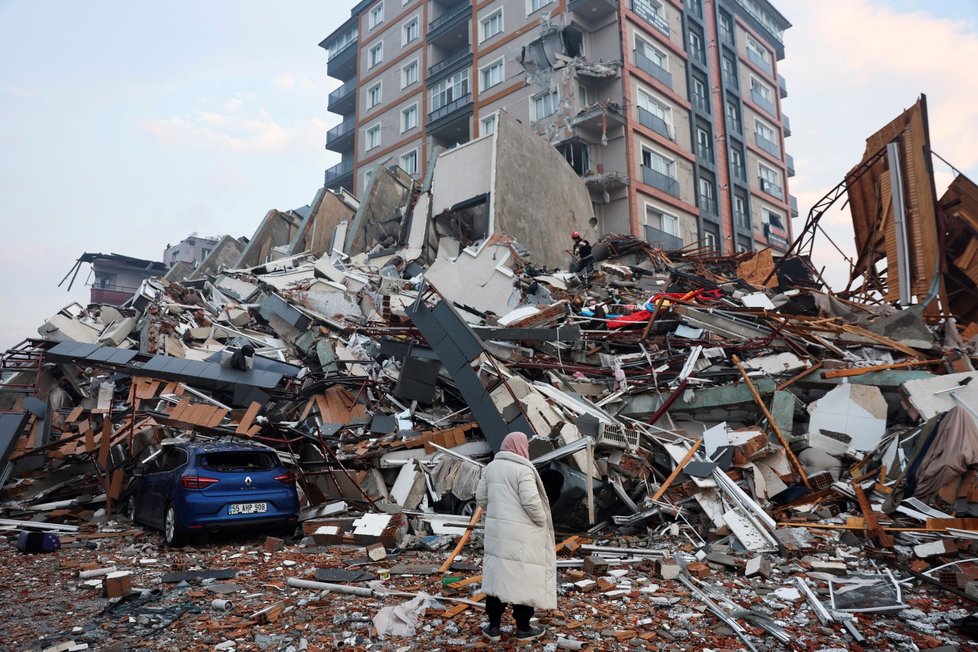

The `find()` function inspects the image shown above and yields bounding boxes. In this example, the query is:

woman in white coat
[475,431,557,642]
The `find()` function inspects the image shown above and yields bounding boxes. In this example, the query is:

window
[366,124,381,150]
[482,114,497,136]
[401,104,418,132]
[758,162,782,197]
[481,9,503,42]
[745,33,771,67]
[685,0,702,19]
[642,147,674,178]
[698,175,717,213]
[400,150,418,175]
[696,125,713,162]
[402,59,419,88]
[368,2,384,29]
[430,68,470,111]
[480,59,504,91]
[703,229,718,251]
[751,75,773,108]
[531,89,559,120]
[691,73,708,112]
[363,168,375,190]
[725,98,742,132]
[688,28,705,64]
[722,54,737,87]
[367,82,382,110]
[528,0,554,14]
[646,205,679,236]
[578,84,588,108]
[368,42,383,68]
[755,117,778,149]
[734,194,750,229]
[636,37,668,70]
[730,145,746,181]
[403,16,419,44]
[719,11,734,45]
[766,209,784,229]
[637,88,672,138]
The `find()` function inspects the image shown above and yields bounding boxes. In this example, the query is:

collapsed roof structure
[2,103,978,650]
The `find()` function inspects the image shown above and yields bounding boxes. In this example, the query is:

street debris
[2,102,978,650]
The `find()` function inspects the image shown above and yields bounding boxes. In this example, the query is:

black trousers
[485,594,533,630]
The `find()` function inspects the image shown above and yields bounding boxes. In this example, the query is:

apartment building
[319,0,795,255]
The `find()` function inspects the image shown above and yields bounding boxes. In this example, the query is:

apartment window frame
[366,81,383,110]
[721,53,738,87]
[400,102,419,133]
[641,145,676,179]
[637,88,672,129]
[531,88,559,121]
[401,58,419,89]
[750,74,773,104]
[745,33,771,66]
[429,67,470,112]
[400,149,418,175]
[691,73,709,112]
[480,57,505,93]
[719,10,734,45]
[754,115,777,143]
[703,229,718,251]
[758,160,782,194]
[688,27,705,64]
[480,8,504,42]
[368,42,384,69]
[644,203,679,237]
[368,1,384,30]
[730,144,746,181]
[363,167,375,190]
[698,174,717,212]
[527,0,555,16]
[635,34,669,71]
[402,15,419,45]
[734,193,750,229]
[695,124,713,162]
[365,123,382,151]
[725,98,742,132]
[765,208,785,229]
[481,114,497,136]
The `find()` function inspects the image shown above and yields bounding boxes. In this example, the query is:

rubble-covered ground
[3,106,978,651]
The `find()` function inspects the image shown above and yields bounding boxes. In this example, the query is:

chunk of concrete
[807,383,887,452]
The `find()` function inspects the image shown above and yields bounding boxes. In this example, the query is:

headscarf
[500,431,530,460]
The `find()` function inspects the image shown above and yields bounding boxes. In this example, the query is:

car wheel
[163,504,186,547]
[125,496,137,524]
[457,500,477,517]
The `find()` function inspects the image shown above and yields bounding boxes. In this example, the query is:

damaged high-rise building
[319,0,795,256]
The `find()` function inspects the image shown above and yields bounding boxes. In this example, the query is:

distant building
[319,0,795,255]
[69,253,169,305]
[163,235,222,268]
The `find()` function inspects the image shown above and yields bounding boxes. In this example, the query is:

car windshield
[198,451,277,472]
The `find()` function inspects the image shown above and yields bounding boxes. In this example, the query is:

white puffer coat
[475,451,557,610]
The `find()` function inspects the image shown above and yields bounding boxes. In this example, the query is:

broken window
[766,209,784,229]
[199,452,276,473]
[433,194,491,246]
[556,140,589,176]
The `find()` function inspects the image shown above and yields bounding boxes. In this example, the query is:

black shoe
[515,626,545,641]
[482,625,502,642]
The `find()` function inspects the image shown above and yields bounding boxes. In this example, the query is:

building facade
[163,235,222,269]
[320,0,795,255]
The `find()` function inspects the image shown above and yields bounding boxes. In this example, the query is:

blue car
[126,441,300,546]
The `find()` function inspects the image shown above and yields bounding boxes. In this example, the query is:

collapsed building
[3,101,978,651]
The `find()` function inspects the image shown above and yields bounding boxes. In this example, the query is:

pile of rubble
[2,105,978,651]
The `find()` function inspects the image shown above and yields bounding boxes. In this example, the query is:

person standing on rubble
[570,231,595,287]
[476,431,556,642]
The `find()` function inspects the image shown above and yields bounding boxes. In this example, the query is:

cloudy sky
[1,0,976,349]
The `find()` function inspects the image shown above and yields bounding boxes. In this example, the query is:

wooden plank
[97,418,112,471]
[438,506,483,574]
[650,439,702,502]
[443,594,485,619]
[822,359,942,379]
[732,355,811,490]
[236,402,263,435]
[852,480,895,547]
[108,469,125,500]
[205,408,228,429]
[66,406,84,423]
[170,398,192,421]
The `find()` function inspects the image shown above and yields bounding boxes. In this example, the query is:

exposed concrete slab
[807,384,887,452]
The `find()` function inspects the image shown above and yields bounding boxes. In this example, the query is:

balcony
[571,103,626,135]
[641,165,680,198]
[747,48,773,75]
[632,1,670,37]
[327,38,358,82]
[782,113,791,137]
[428,1,471,42]
[644,224,684,250]
[427,93,473,129]
[754,132,781,158]
[325,117,356,153]
[778,73,787,99]
[786,153,795,177]
[327,78,356,116]
[750,89,777,117]
[637,106,672,140]
[759,177,784,200]
[764,223,789,248]
[634,50,672,88]
[324,158,354,189]
[427,46,472,83]
[790,194,799,218]
[699,195,718,215]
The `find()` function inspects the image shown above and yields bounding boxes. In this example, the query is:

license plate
[229,502,267,515]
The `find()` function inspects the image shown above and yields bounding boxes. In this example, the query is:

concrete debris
[2,102,978,651]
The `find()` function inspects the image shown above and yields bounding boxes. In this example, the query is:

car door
[142,448,182,527]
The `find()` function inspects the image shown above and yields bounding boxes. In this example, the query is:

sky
[1,0,977,350]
